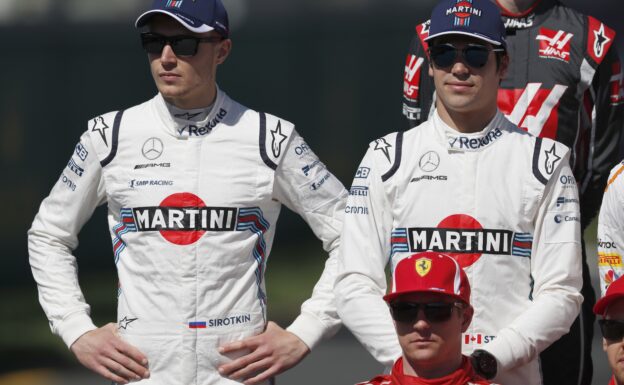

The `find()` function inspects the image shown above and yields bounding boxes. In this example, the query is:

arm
[579,43,624,230]
[483,153,583,372]
[218,129,347,383]
[598,162,624,296]
[402,21,434,129]
[335,148,401,367]
[28,131,148,384]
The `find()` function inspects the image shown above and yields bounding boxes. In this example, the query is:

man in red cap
[595,276,624,385]
[357,252,497,385]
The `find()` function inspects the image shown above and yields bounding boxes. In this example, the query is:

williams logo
[391,214,533,268]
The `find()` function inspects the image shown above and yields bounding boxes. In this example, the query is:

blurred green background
[1,0,622,383]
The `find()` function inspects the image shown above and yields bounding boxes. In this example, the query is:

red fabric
[357,356,496,385]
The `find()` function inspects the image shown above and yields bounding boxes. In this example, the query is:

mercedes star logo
[419,151,440,172]
[142,137,164,160]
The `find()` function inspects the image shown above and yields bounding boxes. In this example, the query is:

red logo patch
[437,214,483,268]
[159,192,207,245]
[536,28,573,62]
[498,84,567,139]
[587,17,615,64]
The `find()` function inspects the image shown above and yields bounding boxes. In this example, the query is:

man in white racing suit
[335,0,583,384]
[27,1,346,384]
[598,161,624,297]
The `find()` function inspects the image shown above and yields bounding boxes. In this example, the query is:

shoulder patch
[416,20,431,51]
[368,132,403,182]
[259,112,294,170]
[587,16,616,65]
[532,137,568,185]
[86,110,123,167]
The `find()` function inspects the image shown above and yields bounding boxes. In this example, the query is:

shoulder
[258,111,296,170]
[554,4,617,65]
[605,160,624,194]
[368,130,405,182]
[85,109,125,167]
[531,136,570,185]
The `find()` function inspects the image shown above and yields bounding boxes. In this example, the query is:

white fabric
[28,88,347,384]
[336,110,583,385]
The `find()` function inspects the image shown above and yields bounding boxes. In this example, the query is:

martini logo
[446,0,482,27]
[415,257,431,277]
[131,193,237,245]
[114,193,269,246]
[391,214,533,268]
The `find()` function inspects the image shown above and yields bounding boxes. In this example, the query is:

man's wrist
[470,349,497,380]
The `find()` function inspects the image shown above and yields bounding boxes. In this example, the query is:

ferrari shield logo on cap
[415,257,432,277]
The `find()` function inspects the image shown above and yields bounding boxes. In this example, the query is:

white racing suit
[28,88,347,384]
[598,160,624,296]
[336,110,583,385]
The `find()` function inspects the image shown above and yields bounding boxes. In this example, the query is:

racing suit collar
[433,109,507,153]
[153,85,228,139]
[390,356,477,384]
[498,0,556,30]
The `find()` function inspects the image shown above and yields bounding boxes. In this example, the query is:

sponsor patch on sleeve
[544,211,581,244]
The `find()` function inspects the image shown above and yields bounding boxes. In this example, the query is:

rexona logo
[117,193,268,246]
[391,214,533,268]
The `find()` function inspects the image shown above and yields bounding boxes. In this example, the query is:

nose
[412,309,431,330]
[160,43,177,66]
[451,59,470,77]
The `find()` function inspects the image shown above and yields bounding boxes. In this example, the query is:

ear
[603,337,609,352]
[460,305,474,333]
[498,53,509,79]
[428,62,434,77]
[216,39,232,65]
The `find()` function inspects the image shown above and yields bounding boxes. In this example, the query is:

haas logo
[536,28,573,62]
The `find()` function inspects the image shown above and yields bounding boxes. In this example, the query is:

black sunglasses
[599,319,624,341]
[428,43,505,69]
[389,302,462,323]
[140,32,224,56]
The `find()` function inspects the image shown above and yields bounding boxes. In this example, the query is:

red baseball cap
[594,275,624,316]
[384,252,471,305]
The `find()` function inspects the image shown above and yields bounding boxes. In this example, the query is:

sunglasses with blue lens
[428,43,505,69]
